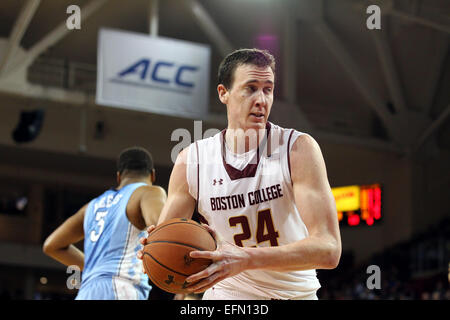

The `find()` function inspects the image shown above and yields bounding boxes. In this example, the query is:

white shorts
[202,286,318,300]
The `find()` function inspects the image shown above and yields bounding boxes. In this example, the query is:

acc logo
[113,58,199,92]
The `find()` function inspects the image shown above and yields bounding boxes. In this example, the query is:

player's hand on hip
[185,224,250,293]
[137,225,156,274]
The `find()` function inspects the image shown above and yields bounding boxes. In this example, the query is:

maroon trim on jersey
[197,212,209,225]
[221,122,271,180]
[195,141,199,203]
[192,142,209,225]
[287,129,295,183]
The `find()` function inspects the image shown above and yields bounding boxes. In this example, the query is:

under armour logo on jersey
[213,178,223,185]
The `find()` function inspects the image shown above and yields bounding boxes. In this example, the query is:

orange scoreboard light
[331,184,382,227]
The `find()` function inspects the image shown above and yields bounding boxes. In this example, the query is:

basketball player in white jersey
[43,146,166,299]
[138,49,341,300]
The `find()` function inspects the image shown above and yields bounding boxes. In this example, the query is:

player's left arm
[185,134,341,293]
[42,203,86,270]
[239,134,341,271]
[249,133,342,271]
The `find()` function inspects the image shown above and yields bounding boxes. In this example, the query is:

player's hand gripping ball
[142,218,216,294]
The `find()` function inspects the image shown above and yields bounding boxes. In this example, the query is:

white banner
[96,28,211,119]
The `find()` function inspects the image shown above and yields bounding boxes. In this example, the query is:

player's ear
[116,171,121,185]
[217,84,229,104]
[150,169,156,183]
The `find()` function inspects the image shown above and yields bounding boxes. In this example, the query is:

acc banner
[96,28,211,119]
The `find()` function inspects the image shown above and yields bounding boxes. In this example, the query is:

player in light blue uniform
[76,182,150,299]
[43,147,167,299]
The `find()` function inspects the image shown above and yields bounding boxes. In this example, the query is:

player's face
[219,64,274,132]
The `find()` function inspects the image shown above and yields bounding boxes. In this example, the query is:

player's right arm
[137,147,196,252]
[43,203,86,270]
[138,147,195,301]
[138,185,167,228]
[157,147,196,223]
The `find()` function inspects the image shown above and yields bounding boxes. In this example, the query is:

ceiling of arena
[0,0,449,163]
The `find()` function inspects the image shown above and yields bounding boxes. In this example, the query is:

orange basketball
[142,218,217,294]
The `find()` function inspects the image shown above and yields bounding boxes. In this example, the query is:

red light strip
[338,184,381,226]
[374,186,381,219]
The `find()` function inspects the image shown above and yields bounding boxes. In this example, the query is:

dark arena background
[0,0,449,302]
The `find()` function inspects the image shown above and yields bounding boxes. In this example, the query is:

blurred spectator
[318,216,450,300]
[445,289,450,300]
[431,281,445,300]
[421,291,430,300]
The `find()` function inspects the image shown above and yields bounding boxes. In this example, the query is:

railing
[27,56,97,94]
[27,56,380,138]
[409,223,449,278]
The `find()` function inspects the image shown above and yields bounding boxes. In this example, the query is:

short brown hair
[218,48,276,89]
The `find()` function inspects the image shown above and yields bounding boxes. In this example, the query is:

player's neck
[225,126,265,154]
[117,177,152,190]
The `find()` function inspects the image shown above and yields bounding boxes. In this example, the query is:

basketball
[142,218,217,294]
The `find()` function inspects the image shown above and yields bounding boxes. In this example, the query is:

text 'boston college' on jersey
[186,122,321,299]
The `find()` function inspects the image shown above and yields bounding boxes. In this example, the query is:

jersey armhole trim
[83,200,94,235]
[193,141,210,226]
[195,141,199,204]
[287,129,295,185]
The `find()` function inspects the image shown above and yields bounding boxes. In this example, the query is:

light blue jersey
[76,182,151,300]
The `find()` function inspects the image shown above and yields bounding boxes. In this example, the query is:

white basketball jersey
[186,122,321,299]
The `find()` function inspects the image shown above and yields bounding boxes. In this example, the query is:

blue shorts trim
[75,276,149,300]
